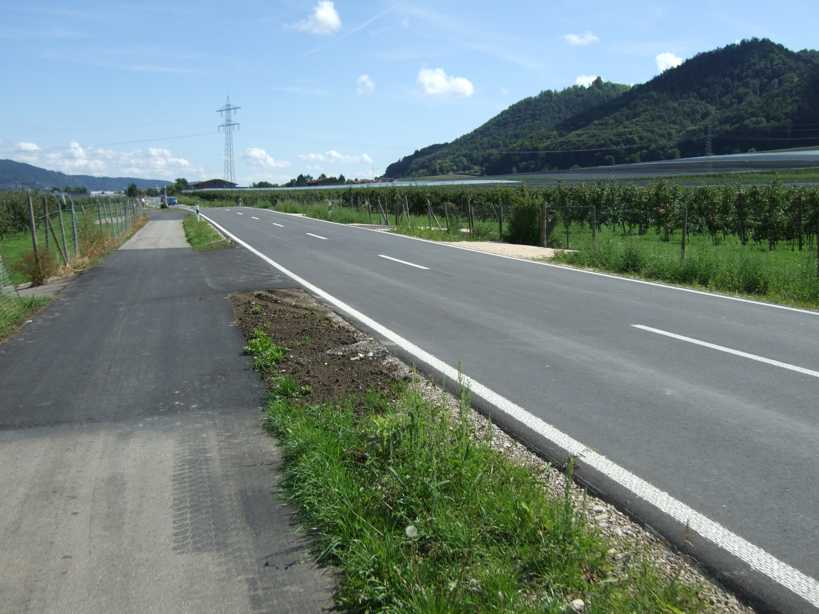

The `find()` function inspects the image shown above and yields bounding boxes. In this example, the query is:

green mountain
[385,39,819,177]
[0,159,170,191]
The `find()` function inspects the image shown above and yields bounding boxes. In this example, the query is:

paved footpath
[0,210,334,614]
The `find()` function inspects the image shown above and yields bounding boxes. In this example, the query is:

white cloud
[563,31,599,46]
[15,141,40,152]
[656,52,683,72]
[417,67,474,97]
[299,150,373,165]
[356,74,375,96]
[294,1,341,35]
[575,74,599,87]
[11,141,203,179]
[243,147,290,170]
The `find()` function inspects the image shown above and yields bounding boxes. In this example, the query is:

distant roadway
[203,205,819,612]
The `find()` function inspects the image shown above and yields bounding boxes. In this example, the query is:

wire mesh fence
[0,192,147,288]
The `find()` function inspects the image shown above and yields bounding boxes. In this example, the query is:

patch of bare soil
[231,289,402,404]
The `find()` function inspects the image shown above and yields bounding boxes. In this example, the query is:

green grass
[244,330,709,613]
[0,296,49,340]
[0,211,135,285]
[552,225,819,308]
[182,214,231,251]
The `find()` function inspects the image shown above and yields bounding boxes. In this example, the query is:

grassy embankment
[240,317,711,613]
[182,214,231,251]
[551,225,819,308]
[0,210,145,285]
[0,296,49,341]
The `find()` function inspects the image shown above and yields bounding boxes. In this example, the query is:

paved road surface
[0,211,333,614]
[205,206,819,611]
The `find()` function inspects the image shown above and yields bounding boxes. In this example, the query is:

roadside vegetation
[0,296,49,341]
[0,191,146,285]
[186,181,819,308]
[234,290,720,613]
[182,214,230,251]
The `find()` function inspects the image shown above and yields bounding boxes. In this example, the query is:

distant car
[167,197,177,206]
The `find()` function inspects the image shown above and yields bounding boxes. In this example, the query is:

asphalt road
[0,211,333,614]
[205,205,819,610]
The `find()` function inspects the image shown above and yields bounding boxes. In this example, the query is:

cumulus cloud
[563,31,599,46]
[656,52,683,72]
[575,74,599,87]
[243,147,290,170]
[299,150,373,165]
[10,140,201,179]
[356,74,375,96]
[294,1,342,35]
[417,67,474,97]
[15,141,40,152]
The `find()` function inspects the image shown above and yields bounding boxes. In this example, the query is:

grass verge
[182,214,231,251]
[0,296,50,341]
[237,293,712,613]
[551,228,819,309]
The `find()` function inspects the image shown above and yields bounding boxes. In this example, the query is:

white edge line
[378,254,430,270]
[305,232,328,240]
[633,324,819,379]
[201,210,819,608]
[272,222,284,228]
[251,216,260,220]
[240,206,819,318]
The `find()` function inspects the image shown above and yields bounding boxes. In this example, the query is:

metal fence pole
[43,197,50,250]
[68,195,80,258]
[27,193,41,273]
[58,196,69,262]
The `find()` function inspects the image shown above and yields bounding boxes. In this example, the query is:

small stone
[405,525,418,539]
[570,598,585,612]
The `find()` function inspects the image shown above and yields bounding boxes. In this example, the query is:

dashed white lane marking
[251,216,260,220]
[305,232,328,240]
[378,254,430,270]
[236,212,243,216]
[272,222,284,228]
[633,324,819,380]
[201,212,819,609]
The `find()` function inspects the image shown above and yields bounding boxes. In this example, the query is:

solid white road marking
[633,324,819,380]
[378,254,430,270]
[251,216,260,220]
[272,222,284,228]
[306,232,328,240]
[236,212,243,215]
[200,211,819,608]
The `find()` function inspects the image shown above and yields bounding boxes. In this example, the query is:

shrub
[11,250,58,286]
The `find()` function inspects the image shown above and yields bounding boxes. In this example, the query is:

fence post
[540,201,548,248]
[427,200,433,231]
[592,204,598,245]
[58,196,69,262]
[680,202,688,261]
[27,193,41,273]
[444,201,450,233]
[815,212,819,279]
[367,200,372,224]
[68,195,79,258]
[43,197,50,250]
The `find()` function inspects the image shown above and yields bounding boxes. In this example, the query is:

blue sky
[2,0,818,184]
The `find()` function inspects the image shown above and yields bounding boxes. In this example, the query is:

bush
[11,250,58,286]
[505,202,541,245]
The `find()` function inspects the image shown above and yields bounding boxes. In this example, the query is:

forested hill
[385,79,630,177]
[384,39,819,178]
